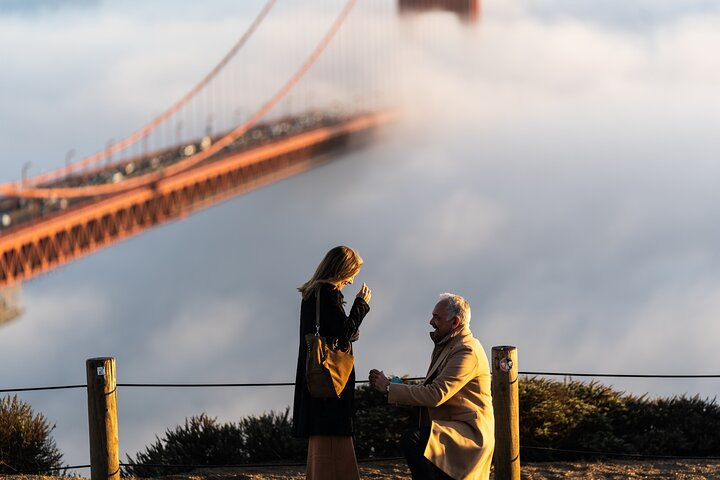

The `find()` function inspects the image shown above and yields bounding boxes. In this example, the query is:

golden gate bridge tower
[398,0,481,23]
[0,0,396,324]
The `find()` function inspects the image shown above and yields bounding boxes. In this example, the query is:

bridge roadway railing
[3,349,720,479]
[0,111,393,290]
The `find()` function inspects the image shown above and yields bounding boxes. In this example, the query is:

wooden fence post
[491,346,520,480]
[86,357,120,480]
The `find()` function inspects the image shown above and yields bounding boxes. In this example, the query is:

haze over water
[2,0,720,471]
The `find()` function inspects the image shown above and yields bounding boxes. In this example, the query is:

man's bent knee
[401,427,426,452]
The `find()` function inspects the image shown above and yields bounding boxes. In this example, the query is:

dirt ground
[5,460,720,479]
[169,460,720,479]
[159,459,720,479]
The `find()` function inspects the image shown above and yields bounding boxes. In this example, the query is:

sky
[3,0,720,472]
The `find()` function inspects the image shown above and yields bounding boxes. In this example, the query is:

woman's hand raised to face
[356,282,371,304]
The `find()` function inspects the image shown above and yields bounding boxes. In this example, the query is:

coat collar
[424,325,471,383]
[430,323,465,345]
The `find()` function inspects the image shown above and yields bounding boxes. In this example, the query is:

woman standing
[293,246,372,480]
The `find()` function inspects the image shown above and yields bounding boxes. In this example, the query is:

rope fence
[4,351,720,480]
[4,371,720,394]
[0,384,85,393]
[520,446,720,461]
[519,371,720,379]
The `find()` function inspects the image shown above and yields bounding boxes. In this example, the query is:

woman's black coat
[292,283,369,437]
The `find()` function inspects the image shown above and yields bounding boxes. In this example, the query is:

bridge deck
[0,111,394,288]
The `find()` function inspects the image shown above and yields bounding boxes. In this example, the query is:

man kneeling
[369,293,494,480]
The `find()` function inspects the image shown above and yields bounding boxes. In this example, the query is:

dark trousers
[400,426,454,480]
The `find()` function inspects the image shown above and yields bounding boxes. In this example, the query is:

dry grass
[5,460,720,479]
[154,460,720,479]
[173,460,720,479]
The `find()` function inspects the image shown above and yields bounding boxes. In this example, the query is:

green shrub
[124,408,305,477]
[519,377,720,460]
[128,377,720,470]
[0,395,64,474]
[519,377,630,459]
[620,394,720,456]
[238,409,306,463]
[124,413,237,476]
[354,381,419,458]
[125,382,418,475]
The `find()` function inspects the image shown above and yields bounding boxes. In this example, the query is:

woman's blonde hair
[298,246,363,299]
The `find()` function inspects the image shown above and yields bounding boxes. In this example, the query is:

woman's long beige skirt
[306,435,360,480]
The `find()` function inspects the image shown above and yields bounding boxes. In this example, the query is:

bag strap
[314,288,321,337]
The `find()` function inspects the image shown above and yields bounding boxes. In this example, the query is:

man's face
[430,300,458,340]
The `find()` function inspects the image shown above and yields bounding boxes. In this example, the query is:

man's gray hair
[439,293,471,326]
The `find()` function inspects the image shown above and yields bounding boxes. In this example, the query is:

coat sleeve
[389,345,478,407]
[318,285,369,344]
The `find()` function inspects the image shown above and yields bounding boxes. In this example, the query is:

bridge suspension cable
[0,0,277,191]
[0,0,359,200]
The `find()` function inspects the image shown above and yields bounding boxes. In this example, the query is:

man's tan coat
[388,326,494,480]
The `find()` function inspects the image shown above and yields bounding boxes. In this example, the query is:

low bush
[124,408,305,477]
[0,395,64,474]
[519,377,720,460]
[519,377,631,460]
[354,381,419,458]
[238,408,306,463]
[127,376,720,473]
[620,393,720,457]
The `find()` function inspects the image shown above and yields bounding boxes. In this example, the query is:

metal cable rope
[0,378,417,392]
[118,381,295,388]
[0,0,277,191]
[0,384,85,393]
[521,445,720,461]
[12,464,91,474]
[4,371,720,393]
[519,371,720,378]
[117,378,424,388]
[119,456,406,471]
[10,457,406,474]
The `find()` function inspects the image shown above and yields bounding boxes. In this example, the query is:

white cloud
[149,297,249,354]
[394,191,507,265]
[614,281,720,367]
[0,286,109,368]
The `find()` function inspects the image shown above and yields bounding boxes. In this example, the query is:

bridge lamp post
[21,161,32,187]
[206,114,213,138]
[306,92,315,114]
[234,108,244,127]
[106,139,114,166]
[353,93,363,112]
[142,133,148,158]
[286,95,294,117]
[65,148,75,178]
[176,121,183,147]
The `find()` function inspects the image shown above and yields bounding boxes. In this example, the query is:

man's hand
[369,369,390,393]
